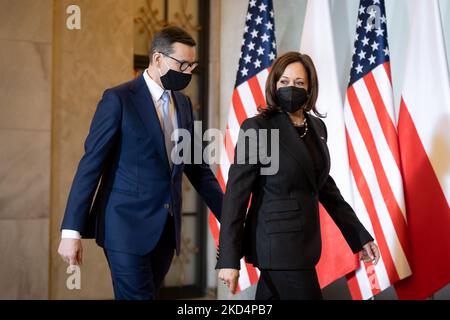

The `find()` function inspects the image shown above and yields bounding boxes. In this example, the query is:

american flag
[209,0,276,293]
[343,0,412,299]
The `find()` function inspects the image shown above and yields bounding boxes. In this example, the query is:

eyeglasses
[160,52,199,72]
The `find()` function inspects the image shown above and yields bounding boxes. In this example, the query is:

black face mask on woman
[276,86,308,113]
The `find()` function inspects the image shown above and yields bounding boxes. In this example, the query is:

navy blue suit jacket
[61,74,223,255]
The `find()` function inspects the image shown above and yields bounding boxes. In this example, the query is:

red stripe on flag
[363,261,381,296]
[347,260,382,300]
[347,87,410,258]
[383,62,392,83]
[224,125,236,164]
[209,213,220,248]
[245,262,259,285]
[209,168,225,252]
[363,72,402,170]
[395,98,450,299]
[316,205,359,288]
[346,272,363,300]
[216,167,226,192]
[345,129,400,285]
[209,168,225,249]
[248,76,266,109]
[232,90,248,125]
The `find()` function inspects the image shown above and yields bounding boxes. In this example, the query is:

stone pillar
[0,0,52,299]
[50,0,133,299]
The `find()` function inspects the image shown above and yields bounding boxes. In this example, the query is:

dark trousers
[104,215,175,300]
[255,269,323,300]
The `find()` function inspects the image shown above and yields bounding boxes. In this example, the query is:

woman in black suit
[216,52,380,300]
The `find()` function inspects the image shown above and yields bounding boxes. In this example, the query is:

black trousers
[104,215,175,300]
[255,269,323,300]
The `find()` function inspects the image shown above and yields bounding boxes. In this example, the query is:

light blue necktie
[161,91,173,169]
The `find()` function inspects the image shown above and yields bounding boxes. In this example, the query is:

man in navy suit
[57,27,223,299]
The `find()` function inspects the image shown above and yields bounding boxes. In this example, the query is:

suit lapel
[305,113,331,188]
[130,74,171,174]
[273,112,318,190]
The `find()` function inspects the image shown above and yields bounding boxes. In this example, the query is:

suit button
[164,203,170,209]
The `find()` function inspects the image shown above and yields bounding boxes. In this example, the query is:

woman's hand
[218,268,240,294]
[359,241,380,265]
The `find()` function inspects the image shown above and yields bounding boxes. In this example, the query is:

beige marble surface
[0,0,52,300]
[0,40,51,130]
[50,0,133,299]
[49,238,114,300]
[0,218,49,299]
[0,130,50,220]
[0,0,52,43]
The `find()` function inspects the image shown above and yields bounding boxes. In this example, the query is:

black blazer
[216,112,373,270]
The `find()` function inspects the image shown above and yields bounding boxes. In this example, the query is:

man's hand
[359,241,380,265]
[218,268,239,294]
[58,238,83,266]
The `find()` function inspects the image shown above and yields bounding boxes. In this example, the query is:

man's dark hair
[149,26,196,63]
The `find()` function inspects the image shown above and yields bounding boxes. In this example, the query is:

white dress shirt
[61,70,178,239]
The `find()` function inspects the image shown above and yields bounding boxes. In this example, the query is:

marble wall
[0,0,134,300]
[1,0,214,299]
[50,0,133,299]
[0,0,52,299]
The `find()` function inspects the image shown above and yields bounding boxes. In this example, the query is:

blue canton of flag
[235,0,277,87]
[349,0,390,86]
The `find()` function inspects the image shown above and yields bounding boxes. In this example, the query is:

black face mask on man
[276,86,308,113]
[159,60,192,91]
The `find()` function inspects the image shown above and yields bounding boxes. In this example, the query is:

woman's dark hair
[149,26,196,62]
[258,51,324,118]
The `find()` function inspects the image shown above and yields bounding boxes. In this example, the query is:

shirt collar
[143,69,169,102]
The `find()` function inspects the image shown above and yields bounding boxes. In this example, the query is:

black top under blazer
[216,111,374,270]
